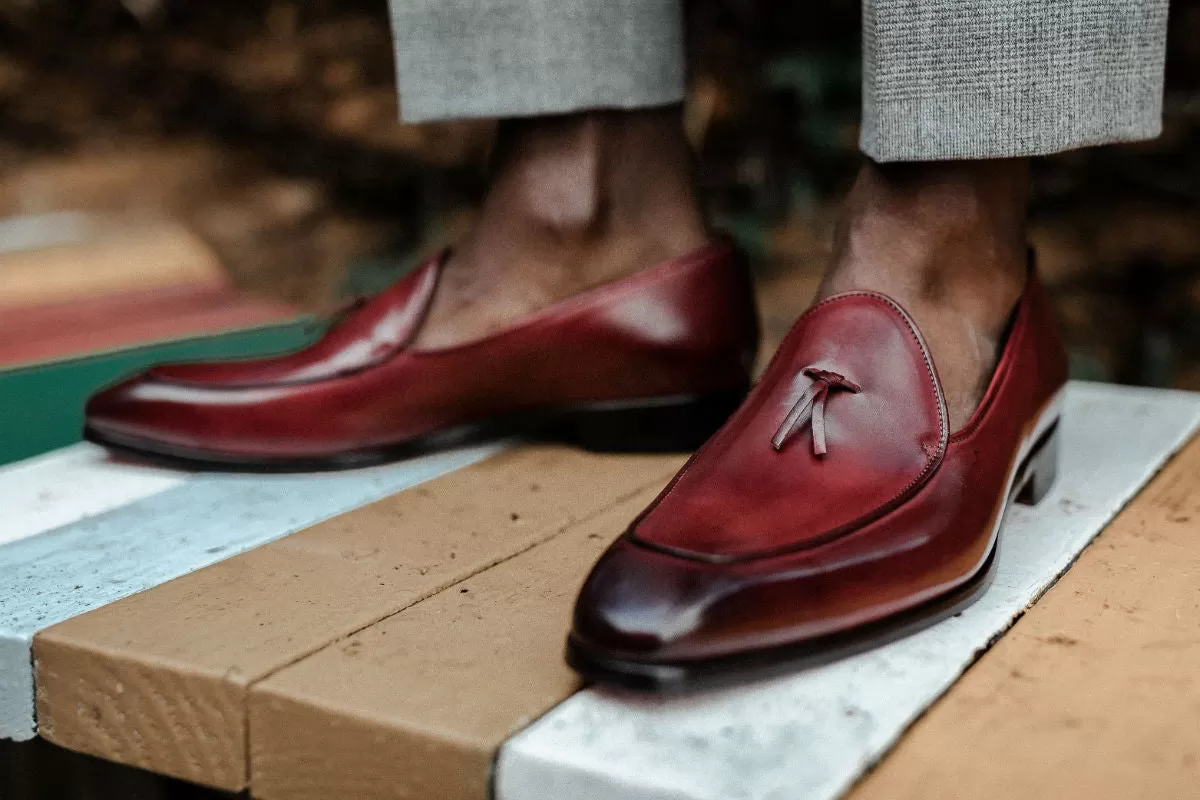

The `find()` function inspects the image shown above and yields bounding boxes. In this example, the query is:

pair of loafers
[86,242,1067,688]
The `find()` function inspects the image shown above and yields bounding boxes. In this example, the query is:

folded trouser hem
[390,0,685,123]
[860,78,1165,161]
[859,0,1169,161]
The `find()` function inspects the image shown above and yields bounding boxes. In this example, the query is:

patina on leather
[85,243,759,466]
[570,266,1068,675]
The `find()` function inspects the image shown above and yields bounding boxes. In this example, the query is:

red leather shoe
[84,243,759,471]
[568,264,1068,689]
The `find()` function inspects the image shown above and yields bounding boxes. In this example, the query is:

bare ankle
[414,108,711,349]
[462,107,710,287]
[822,158,1033,429]
[825,158,1030,332]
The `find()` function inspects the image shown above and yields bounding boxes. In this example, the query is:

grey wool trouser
[388,0,1170,161]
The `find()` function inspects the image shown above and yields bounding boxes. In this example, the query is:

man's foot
[568,254,1068,690]
[818,158,1031,430]
[414,108,711,349]
[82,106,760,472]
[568,159,1066,688]
[84,241,759,470]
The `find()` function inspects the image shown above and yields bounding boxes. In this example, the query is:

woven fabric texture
[389,0,684,123]
[389,0,1169,159]
[860,0,1171,160]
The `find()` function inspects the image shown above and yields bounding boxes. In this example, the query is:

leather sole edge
[566,388,1066,691]
[82,385,750,473]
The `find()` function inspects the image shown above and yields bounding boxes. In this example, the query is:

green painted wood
[0,321,318,467]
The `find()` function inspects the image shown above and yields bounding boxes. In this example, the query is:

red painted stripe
[1,282,237,325]
[0,287,299,368]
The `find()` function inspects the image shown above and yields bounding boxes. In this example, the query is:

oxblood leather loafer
[84,243,759,471]
[568,265,1068,689]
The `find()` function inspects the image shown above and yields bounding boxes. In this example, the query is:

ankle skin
[821,158,1032,429]
[414,108,711,349]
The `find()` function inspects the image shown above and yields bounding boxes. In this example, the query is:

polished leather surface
[86,243,759,459]
[150,266,440,387]
[572,268,1068,664]
[632,293,948,561]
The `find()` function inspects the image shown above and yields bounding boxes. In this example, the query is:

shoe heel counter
[1026,267,1070,391]
[727,246,763,374]
[676,244,761,383]
[596,243,761,396]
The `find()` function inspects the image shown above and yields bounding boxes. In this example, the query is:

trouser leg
[860,0,1172,161]
[388,0,686,123]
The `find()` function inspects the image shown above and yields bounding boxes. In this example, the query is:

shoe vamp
[633,294,947,561]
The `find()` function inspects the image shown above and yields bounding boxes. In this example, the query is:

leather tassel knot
[771,367,861,455]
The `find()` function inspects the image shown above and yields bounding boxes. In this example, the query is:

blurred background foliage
[0,0,1198,386]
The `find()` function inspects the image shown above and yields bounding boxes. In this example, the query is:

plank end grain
[35,634,248,790]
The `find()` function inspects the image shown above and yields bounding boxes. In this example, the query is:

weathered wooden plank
[1,444,495,741]
[32,448,683,789]
[0,222,223,310]
[494,384,1200,800]
[0,443,185,549]
[248,483,665,800]
[850,428,1200,799]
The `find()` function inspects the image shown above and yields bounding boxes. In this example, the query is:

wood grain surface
[249,482,665,800]
[2,445,490,742]
[849,431,1200,799]
[33,447,683,790]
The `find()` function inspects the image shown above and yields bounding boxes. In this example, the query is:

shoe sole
[566,389,1066,692]
[83,384,750,473]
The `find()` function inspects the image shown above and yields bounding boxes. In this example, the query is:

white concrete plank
[0,443,500,740]
[497,383,1200,800]
[0,443,187,547]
